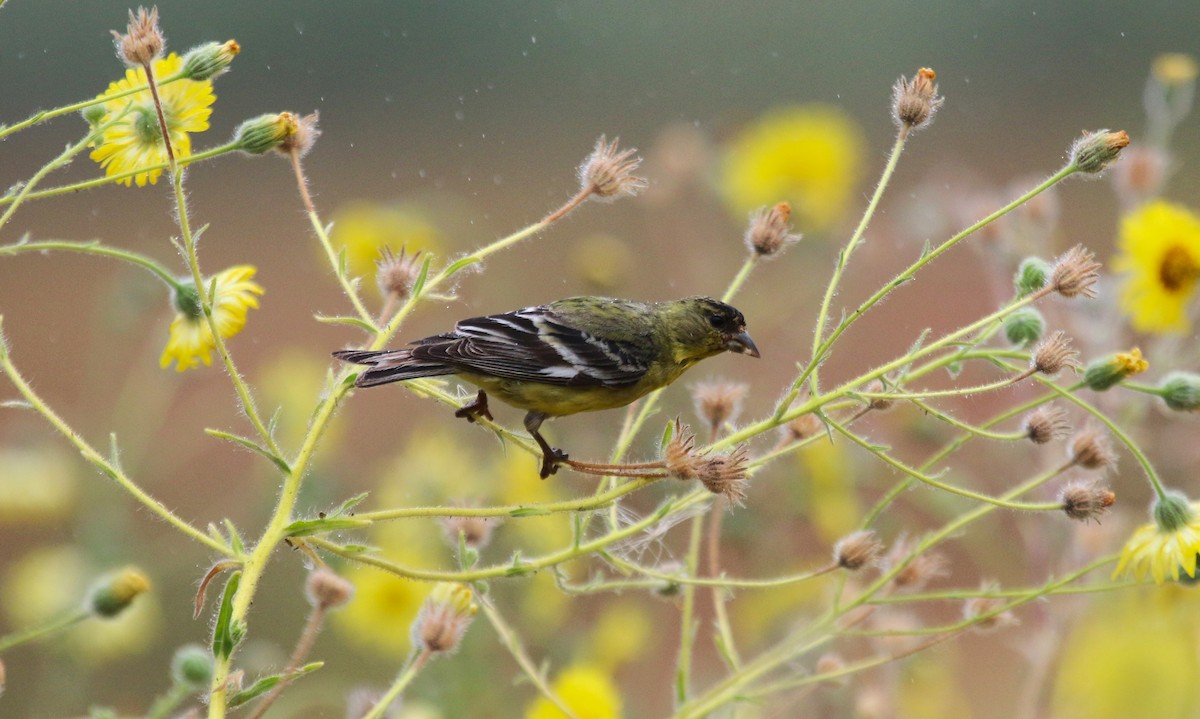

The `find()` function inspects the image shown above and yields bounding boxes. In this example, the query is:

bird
[333,296,759,478]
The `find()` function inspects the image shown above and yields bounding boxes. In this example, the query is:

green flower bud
[233,113,295,155]
[1083,348,1148,391]
[89,567,150,618]
[1154,492,1195,533]
[81,104,108,128]
[172,280,203,319]
[1004,307,1045,346]
[1069,129,1131,174]
[182,40,240,81]
[171,644,214,689]
[1013,257,1051,296]
[1160,371,1200,412]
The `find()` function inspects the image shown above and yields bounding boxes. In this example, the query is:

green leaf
[660,418,676,449]
[508,506,551,518]
[441,255,481,278]
[205,428,292,474]
[328,492,369,518]
[223,519,245,555]
[410,253,433,297]
[212,571,243,659]
[337,543,378,556]
[314,314,378,333]
[227,662,324,708]
[283,517,370,538]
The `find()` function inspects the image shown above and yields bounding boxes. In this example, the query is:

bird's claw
[539,448,569,479]
[454,390,493,423]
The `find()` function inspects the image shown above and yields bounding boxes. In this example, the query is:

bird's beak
[725,330,760,358]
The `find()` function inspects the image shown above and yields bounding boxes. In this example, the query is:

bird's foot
[454,390,493,423]
[539,447,569,479]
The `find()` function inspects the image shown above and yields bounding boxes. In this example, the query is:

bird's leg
[524,411,568,479]
[454,390,493,423]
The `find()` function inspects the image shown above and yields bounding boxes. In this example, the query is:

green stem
[0,71,186,141]
[674,511,707,706]
[358,478,647,522]
[0,239,184,291]
[721,254,759,303]
[0,608,89,652]
[807,131,909,396]
[145,681,195,719]
[478,593,579,719]
[0,322,229,555]
[307,209,377,329]
[362,648,433,719]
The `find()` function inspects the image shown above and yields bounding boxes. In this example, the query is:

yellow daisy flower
[721,105,865,234]
[525,664,623,719]
[160,266,264,372]
[1113,495,1200,583]
[1112,200,1200,334]
[89,53,215,187]
[328,201,443,283]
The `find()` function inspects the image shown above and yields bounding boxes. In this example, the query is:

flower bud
[1004,307,1045,347]
[89,567,150,618]
[1013,257,1051,296]
[171,644,214,689]
[1159,371,1200,412]
[1153,492,1194,533]
[1069,130,1130,174]
[1083,348,1148,391]
[233,113,295,155]
[81,104,109,128]
[182,40,240,81]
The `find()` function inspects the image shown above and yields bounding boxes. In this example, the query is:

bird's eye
[708,314,724,329]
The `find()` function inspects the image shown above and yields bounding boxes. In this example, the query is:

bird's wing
[410,306,652,387]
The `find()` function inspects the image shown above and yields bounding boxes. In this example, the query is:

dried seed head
[279,111,321,158]
[892,67,944,133]
[1050,245,1102,299]
[1160,371,1200,412]
[90,567,151,618]
[1069,425,1117,471]
[441,515,499,551]
[692,380,748,438]
[863,379,894,411]
[182,39,240,81]
[663,420,701,480]
[305,567,355,610]
[697,446,751,505]
[1083,347,1149,391]
[1023,404,1071,444]
[744,202,802,258]
[579,135,648,200]
[1031,331,1079,377]
[375,247,424,301]
[413,582,477,654]
[112,6,164,67]
[784,413,824,442]
[834,530,884,571]
[1069,130,1130,175]
[1059,480,1115,522]
[886,536,948,591]
[962,583,1017,632]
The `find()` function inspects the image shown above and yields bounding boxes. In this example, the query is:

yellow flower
[1113,201,1200,334]
[1153,53,1199,86]
[89,53,215,187]
[526,664,622,719]
[329,201,443,283]
[331,561,425,658]
[1114,347,1149,375]
[721,105,864,234]
[1113,497,1200,583]
[160,266,264,371]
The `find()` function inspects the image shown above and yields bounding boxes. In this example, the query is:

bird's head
[664,297,760,363]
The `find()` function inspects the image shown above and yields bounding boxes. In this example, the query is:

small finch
[334,296,759,478]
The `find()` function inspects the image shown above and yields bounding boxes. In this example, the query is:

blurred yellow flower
[329,201,443,283]
[721,105,864,234]
[1113,500,1200,583]
[588,600,651,670]
[2,545,87,627]
[258,348,341,449]
[89,53,215,187]
[570,233,633,291]
[0,446,78,523]
[1153,52,1199,86]
[1113,201,1200,334]
[1053,590,1200,719]
[332,562,425,658]
[160,265,264,371]
[526,664,622,719]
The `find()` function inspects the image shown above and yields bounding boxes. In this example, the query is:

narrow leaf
[205,428,292,474]
[283,517,370,537]
[211,571,242,659]
[314,314,378,333]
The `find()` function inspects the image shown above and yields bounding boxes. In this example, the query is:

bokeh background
[1,1,1199,717]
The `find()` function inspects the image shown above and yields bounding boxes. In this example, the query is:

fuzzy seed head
[886,537,948,591]
[663,420,700,480]
[1023,404,1071,444]
[375,247,424,301]
[785,413,824,442]
[692,380,748,438]
[279,111,321,158]
[579,135,648,200]
[113,6,164,67]
[892,67,944,133]
[1069,425,1117,471]
[863,379,895,411]
[1050,245,1102,299]
[441,515,499,551]
[963,583,1017,632]
[744,202,801,258]
[1069,129,1130,175]
[1059,480,1115,522]
[1031,331,1079,377]
[834,530,884,571]
[697,446,751,505]
[414,582,477,654]
[305,567,355,610]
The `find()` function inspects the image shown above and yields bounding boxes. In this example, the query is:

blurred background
[1,1,1198,717]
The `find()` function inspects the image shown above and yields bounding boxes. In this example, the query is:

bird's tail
[332,349,456,388]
